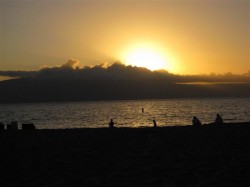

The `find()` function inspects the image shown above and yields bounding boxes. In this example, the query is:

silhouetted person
[153,120,157,127]
[109,119,114,128]
[7,121,18,130]
[215,114,223,126]
[192,116,201,126]
[142,108,144,113]
[0,122,4,130]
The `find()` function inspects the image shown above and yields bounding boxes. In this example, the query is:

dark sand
[1,123,250,186]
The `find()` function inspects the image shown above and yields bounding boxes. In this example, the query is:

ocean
[0,98,249,129]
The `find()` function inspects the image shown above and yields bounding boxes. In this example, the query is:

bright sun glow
[121,43,173,71]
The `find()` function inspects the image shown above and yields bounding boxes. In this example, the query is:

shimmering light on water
[0,98,249,129]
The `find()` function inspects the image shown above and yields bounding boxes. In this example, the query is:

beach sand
[1,123,250,186]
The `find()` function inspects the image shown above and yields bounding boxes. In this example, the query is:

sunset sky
[0,0,249,74]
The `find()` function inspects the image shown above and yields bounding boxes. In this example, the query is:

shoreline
[1,121,250,130]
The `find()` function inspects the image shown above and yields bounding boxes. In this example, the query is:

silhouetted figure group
[192,113,224,126]
[0,121,36,130]
[109,113,224,128]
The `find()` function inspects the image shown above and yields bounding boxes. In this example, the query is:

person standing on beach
[109,119,115,128]
[153,120,157,127]
[215,114,223,126]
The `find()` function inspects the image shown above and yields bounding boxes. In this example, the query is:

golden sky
[0,0,249,74]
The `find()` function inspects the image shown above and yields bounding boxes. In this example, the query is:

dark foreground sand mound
[1,123,250,186]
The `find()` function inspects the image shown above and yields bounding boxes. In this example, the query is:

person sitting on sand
[109,119,115,128]
[153,120,157,128]
[215,114,223,125]
[192,116,201,126]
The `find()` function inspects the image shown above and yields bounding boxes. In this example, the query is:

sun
[125,49,166,71]
[120,43,172,71]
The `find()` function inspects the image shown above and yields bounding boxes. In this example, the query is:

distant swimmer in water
[153,120,157,128]
[109,119,115,128]
[192,116,201,126]
[215,114,223,126]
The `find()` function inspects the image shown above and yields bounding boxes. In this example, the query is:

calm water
[0,98,250,129]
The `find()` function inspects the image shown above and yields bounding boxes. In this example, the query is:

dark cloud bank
[0,60,249,103]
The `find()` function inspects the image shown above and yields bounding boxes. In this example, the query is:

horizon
[0,60,250,104]
[1,0,249,75]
